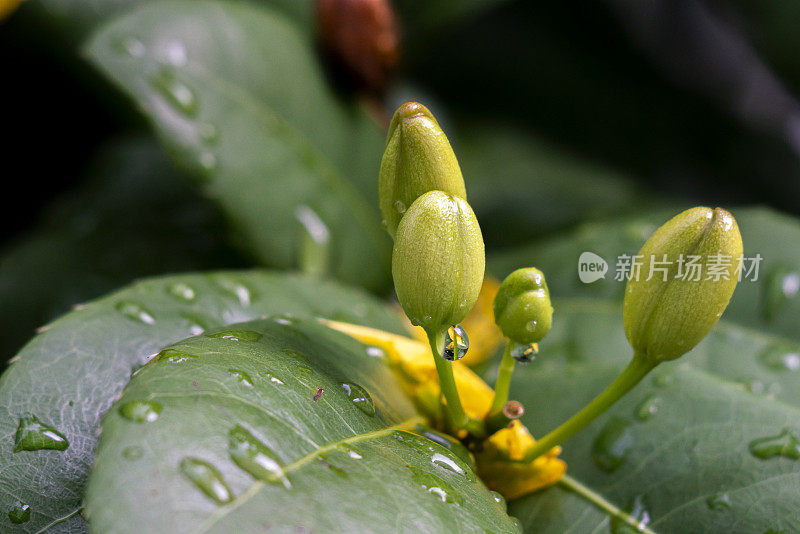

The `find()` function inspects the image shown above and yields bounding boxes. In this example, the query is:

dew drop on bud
[442,325,469,361]
[511,342,538,363]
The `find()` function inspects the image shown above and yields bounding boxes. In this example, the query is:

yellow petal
[476,421,566,500]
[323,318,565,499]
[405,276,503,367]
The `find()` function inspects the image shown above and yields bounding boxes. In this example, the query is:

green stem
[489,341,515,415]
[523,355,656,462]
[558,474,656,534]
[426,329,470,430]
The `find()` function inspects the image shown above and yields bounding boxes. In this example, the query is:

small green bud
[392,190,485,333]
[493,268,553,344]
[379,102,467,238]
[623,207,743,363]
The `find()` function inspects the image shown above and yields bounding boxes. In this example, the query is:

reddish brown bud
[317,0,400,94]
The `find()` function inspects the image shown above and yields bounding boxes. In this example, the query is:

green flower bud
[623,207,743,363]
[493,268,553,344]
[379,102,467,238]
[392,190,485,333]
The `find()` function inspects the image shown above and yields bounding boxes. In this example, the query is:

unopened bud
[623,207,743,363]
[317,0,400,93]
[379,102,467,238]
[392,191,484,333]
[493,268,553,344]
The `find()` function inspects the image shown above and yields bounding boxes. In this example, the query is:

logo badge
[578,252,608,283]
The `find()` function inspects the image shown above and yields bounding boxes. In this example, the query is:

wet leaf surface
[491,299,800,533]
[86,0,391,291]
[87,318,517,533]
[0,272,403,533]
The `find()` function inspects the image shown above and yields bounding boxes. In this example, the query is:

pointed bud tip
[379,101,465,238]
[388,102,436,138]
[395,101,431,120]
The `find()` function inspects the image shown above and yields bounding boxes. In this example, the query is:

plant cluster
[381,102,744,476]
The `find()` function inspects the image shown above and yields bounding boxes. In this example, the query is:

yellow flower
[476,421,565,500]
[404,277,504,366]
[323,319,566,499]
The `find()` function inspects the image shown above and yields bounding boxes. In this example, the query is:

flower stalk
[522,355,656,462]
[489,342,516,415]
[523,206,743,461]
[427,329,469,430]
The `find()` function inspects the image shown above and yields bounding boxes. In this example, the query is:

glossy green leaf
[490,299,800,532]
[20,0,313,46]
[0,272,403,533]
[86,318,518,533]
[85,0,390,291]
[489,207,800,342]
[0,137,243,361]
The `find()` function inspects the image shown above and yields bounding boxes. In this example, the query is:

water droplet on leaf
[156,349,198,364]
[341,383,375,416]
[164,40,187,67]
[119,400,162,423]
[409,467,463,506]
[150,69,198,117]
[168,282,196,301]
[214,276,252,306]
[179,457,233,504]
[758,345,800,372]
[208,330,262,342]
[706,492,731,510]
[393,200,406,214]
[749,428,800,460]
[762,268,800,321]
[610,495,650,533]
[592,417,634,472]
[180,312,208,335]
[228,425,290,487]
[115,36,145,58]
[490,491,507,511]
[652,372,673,388]
[635,395,661,421]
[116,301,155,325]
[413,425,476,472]
[337,444,363,460]
[366,346,385,358]
[431,452,466,477]
[7,501,31,524]
[228,368,254,386]
[14,414,69,452]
